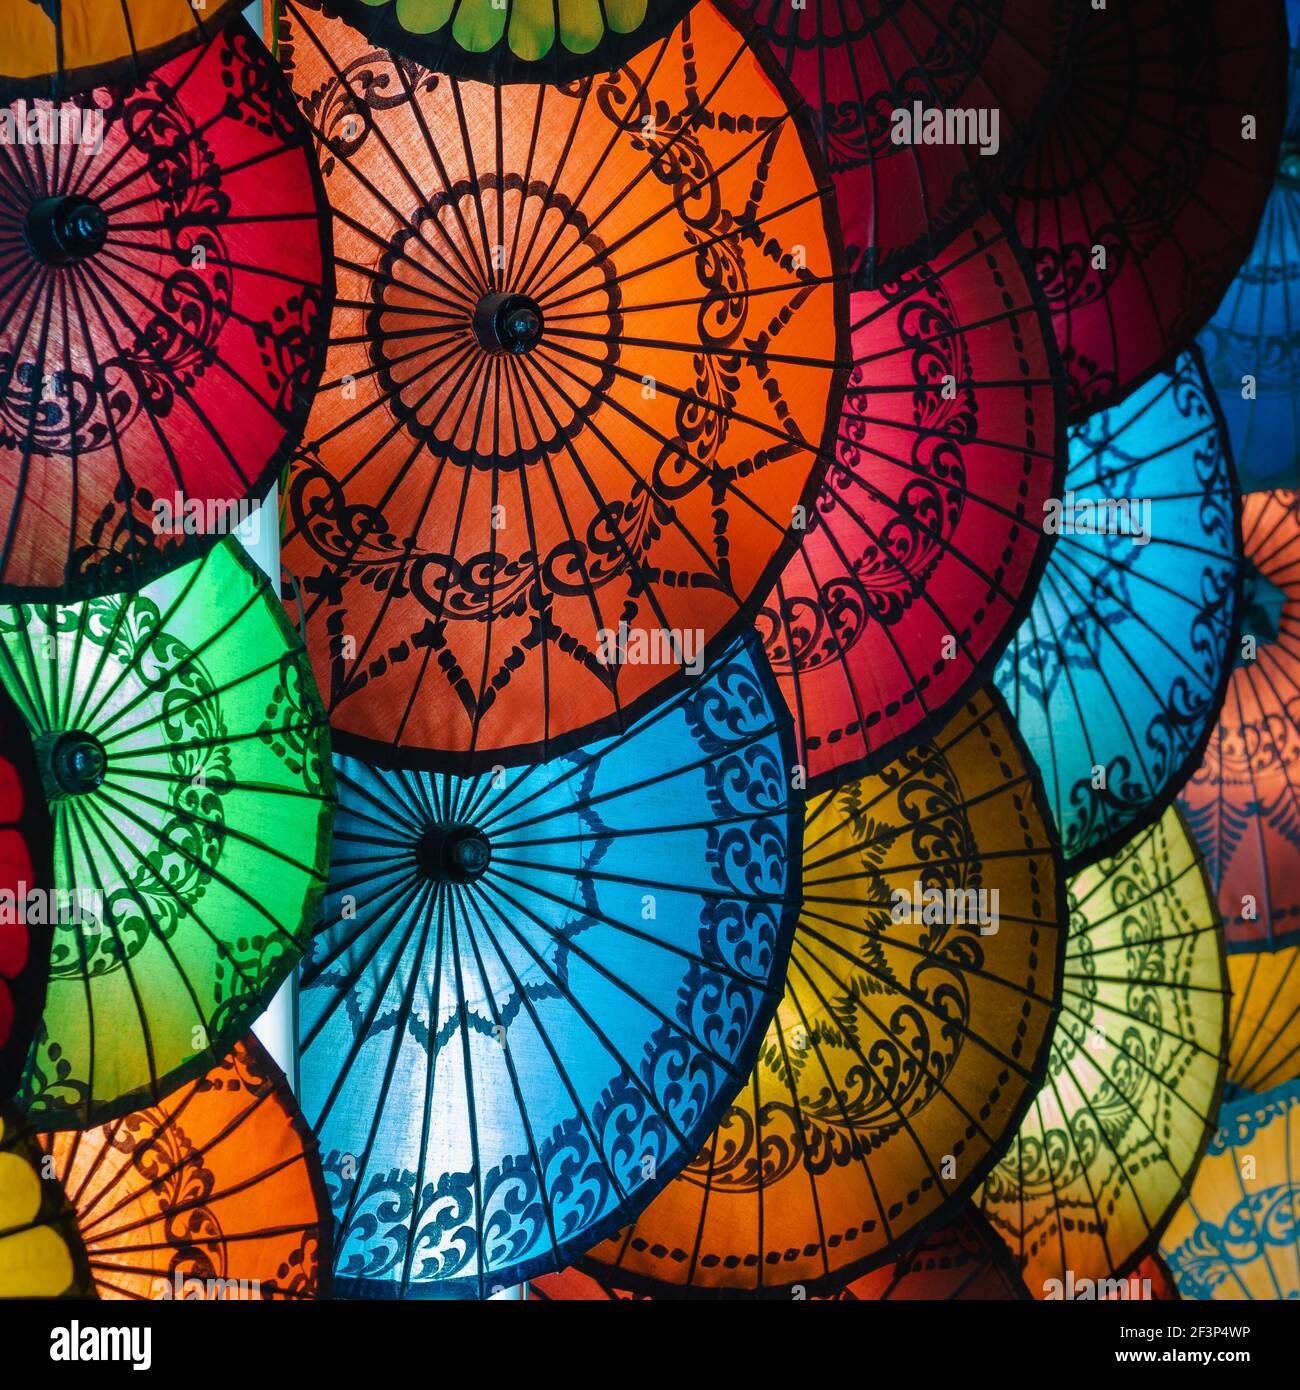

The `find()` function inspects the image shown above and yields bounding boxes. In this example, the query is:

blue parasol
[298,637,799,1297]
[995,348,1240,870]
[1198,0,1300,491]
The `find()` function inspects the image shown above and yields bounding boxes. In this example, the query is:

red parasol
[1004,0,1286,418]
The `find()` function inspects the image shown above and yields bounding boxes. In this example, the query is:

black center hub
[415,823,492,884]
[472,291,543,354]
[37,730,108,799]
[24,195,109,265]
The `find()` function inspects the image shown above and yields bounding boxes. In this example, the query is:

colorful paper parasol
[0,678,52,1103]
[299,636,799,1297]
[0,1103,92,1298]
[38,1037,331,1300]
[582,685,1065,1297]
[1180,489,1300,1093]
[285,0,696,83]
[1198,1,1300,491]
[1003,0,1286,419]
[994,349,1240,872]
[0,0,243,99]
[977,807,1227,1299]
[755,207,1064,787]
[533,1205,1028,1300]
[275,0,848,772]
[1160,1080,1300,1300]
[727,0,1076,287]
[3,538,335,1130]
[0,16,332,600]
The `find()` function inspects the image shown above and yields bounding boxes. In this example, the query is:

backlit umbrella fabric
[1198,0,1300,492]
[3,538,335,1130]
[534,1206,1028,1300]
[0,0,243,99]
[38,1037,331,1301]
[1179,489,1300,1092]
[299,636,799,1297]
[727,0,1076,287]
[275,0,848,773]
[1160,1080,1300,1300]
[0,17,332,601]
[994,350,1240,872]
[755,208,1065,788]
[0,1103,92,1298]
[292,0,696,83]
[977,807,1227,1299]
[583,686,1065,1297]
[1003,0,1286,420]
[0,678,52,1103]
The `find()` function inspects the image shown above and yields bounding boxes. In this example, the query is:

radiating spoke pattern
[531,1205,1028,1300]
[1005,0,1286,420]
[299,636,799,1296]
[0,18,331,599]
[1180,489,1300,1092]
[1,0,242,98]
[275,0,848,771]
[583,686,1065,1297]
[1199,180,1300,492]
[1160,1080,1300,1300]
[0,1103,92,1299]
[756,209,1064,788]
[996,350,1240,872]
[321,0,696,83]
[978,807,1227,1298]
[730,0,1076,284]
[39,1039,331,1301]
[1198,0,1300,493]
[0,539,335,1130]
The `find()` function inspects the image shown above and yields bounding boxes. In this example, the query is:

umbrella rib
[325,372,491,718]
[486,861,782,1002]
[470,874,720,1150]
[90,777,309,952]
[287,4,489,298]
[515,35,750,303]
[479,718,780,838]
[794,910,1057,1076]
[0,253,57,575]
[453,884,594,1284]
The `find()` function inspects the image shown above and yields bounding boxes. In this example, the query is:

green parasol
[1,539,334,1129]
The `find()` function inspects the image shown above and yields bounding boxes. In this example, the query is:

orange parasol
[275,0,848,771]
[532,1206,1028,1300]
[37,1038,331,1300]
[1180,490,1300,1091]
